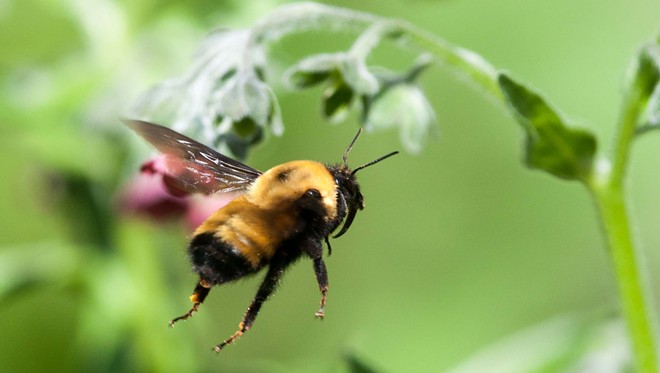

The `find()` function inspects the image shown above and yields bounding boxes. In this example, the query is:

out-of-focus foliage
[132,3,439,156]
[2,0,660,372]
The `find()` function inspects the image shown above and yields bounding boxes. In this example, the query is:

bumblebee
[125,120,397,351]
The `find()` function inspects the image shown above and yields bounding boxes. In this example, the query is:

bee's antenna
[343,128,363,167]
[352,151,399,175]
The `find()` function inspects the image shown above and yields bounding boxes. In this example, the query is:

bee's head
[329,129,398,238]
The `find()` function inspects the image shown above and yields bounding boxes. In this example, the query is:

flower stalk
[586,65,659,371]
[590,180,658,372]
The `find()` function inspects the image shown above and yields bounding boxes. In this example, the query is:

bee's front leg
[305,240,328,319]
[312,257,329,318]
[213,263,285,352]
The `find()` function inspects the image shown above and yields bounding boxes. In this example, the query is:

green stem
[587,72,658,370]
[394,23,504,103]
[590,182,657,372]
[609,83,649,187]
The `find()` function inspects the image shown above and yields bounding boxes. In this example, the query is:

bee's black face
[342,170,364,204]
[329,165,364,238]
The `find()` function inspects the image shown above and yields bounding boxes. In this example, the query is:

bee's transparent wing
[125,120,262,194]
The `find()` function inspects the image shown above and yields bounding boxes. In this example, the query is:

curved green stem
[393,24,504,103]
[588,78,658,371]
[250,2,504,103]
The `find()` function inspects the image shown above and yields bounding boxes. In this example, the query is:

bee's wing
[124,120,262,195]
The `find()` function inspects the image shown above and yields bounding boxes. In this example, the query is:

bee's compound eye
[306,189,321,199]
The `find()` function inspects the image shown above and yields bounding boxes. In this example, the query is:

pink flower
[117,156,239,230]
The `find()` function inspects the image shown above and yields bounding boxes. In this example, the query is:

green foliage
[323,80,355,121]
[498,74,597,181]
[631,41,660,133]
[3,1,660,372]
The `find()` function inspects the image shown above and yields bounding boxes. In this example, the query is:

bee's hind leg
[169,279,211,327]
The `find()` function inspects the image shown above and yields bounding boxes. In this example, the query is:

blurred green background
[2,0,660,372]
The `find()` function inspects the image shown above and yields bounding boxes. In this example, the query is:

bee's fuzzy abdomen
[188,232,260,285]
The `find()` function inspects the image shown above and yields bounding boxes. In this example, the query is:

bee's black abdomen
[188,233,257,285]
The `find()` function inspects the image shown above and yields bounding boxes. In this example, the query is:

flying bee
[124,120,398,351]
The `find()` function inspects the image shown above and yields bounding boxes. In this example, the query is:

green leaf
[322,81,354,122]
[632,44,660,100]
[629,43,660,133]
[233,116,259,137]
[284,51,379,95]
[283,53,339,90]
[498,73,597,181]
[287,70,332,89]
